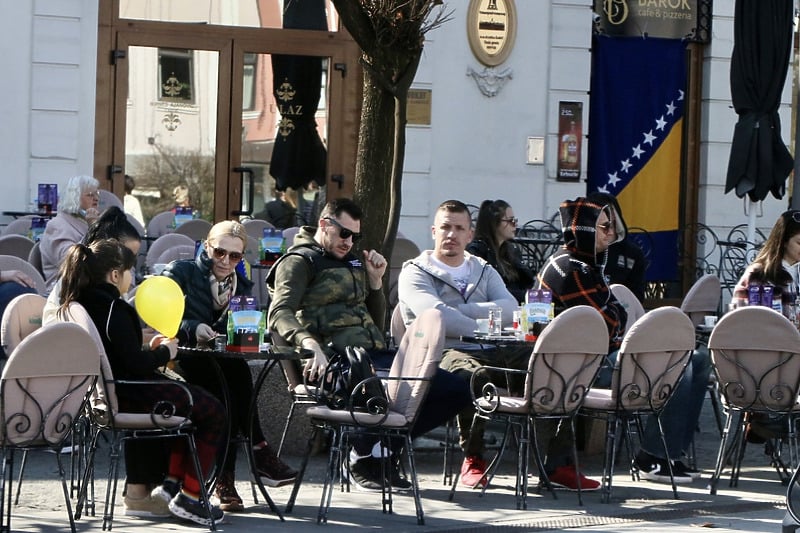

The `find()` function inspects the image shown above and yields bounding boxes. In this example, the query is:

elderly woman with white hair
[39,175,101,291]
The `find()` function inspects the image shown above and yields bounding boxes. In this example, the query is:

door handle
[232,166,254,216]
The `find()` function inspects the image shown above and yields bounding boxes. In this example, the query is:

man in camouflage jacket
[267,198,469,492]
[267,199,388,378]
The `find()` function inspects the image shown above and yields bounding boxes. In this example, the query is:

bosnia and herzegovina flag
[588,35,688,281]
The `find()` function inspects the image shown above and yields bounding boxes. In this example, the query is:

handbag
[314,346,388,414]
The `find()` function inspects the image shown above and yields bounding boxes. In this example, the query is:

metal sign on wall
[467,0,517,66]
[593,0,712,42]
[557,102,583,182]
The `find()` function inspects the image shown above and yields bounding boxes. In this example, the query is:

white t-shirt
[430,254,470,295]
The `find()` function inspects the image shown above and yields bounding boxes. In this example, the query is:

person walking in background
[123,174,145,227]
[172,185,191,207]
[466,199,534,303]
[56,239,226,526]
[254,188,299,229]
[162,220,296,512]
[40,175,101,292]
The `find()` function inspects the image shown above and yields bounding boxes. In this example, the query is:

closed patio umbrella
[269,0,328,191]
[725,0,793,241]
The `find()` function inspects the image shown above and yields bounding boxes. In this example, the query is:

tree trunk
[353,65,397,257]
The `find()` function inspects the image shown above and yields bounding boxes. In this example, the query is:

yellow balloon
[134,276,185,338]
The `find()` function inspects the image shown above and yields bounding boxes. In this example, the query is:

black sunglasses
[597,221,615,234]
[501,217,518,226]
[324,217,362,242]
[211,246,243,262]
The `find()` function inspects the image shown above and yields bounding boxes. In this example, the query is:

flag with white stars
[588,35,688,282]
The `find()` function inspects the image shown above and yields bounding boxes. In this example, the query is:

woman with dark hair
[730,211,800,444]
[466,199,534,303]
[732,210,800,320]
[57,239,225,525]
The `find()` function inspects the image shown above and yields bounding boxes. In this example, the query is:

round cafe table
[177,344,312,520]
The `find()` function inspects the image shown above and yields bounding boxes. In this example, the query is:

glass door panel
[237,51,330,225]
[123,46,220,228]
[119,0,339,31]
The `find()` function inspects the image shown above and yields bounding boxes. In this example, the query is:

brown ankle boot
[214,470,244,512]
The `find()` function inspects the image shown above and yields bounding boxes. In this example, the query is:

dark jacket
[536,197,627,352]
[605,239,647,301]
[162,250,254,346]
[253,199,298,230]
[77,282,171,380]
[267,226,386,353]
[466,238,534,303]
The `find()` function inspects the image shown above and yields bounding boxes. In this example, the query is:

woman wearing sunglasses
[162,220,296,512]
[732,210,800,321]
[466,199,534,303]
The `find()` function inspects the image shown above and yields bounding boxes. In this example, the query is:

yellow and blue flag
[588,35,688,281]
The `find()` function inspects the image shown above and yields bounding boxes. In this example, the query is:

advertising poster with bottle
[557,101,582,181]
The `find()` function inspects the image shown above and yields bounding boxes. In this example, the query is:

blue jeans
[351,358,472,456]
[640,346,712,460]
[594,350,619,389]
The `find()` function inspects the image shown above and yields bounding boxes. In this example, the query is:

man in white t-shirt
[397,199,531,489]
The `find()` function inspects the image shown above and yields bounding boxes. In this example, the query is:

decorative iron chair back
[514,219,563,274]
[611,306,696,412]
[709,306,800,413]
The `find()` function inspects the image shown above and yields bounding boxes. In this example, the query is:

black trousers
[179,357,267,472]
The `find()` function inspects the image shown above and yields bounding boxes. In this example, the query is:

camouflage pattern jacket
[266,227,386,353]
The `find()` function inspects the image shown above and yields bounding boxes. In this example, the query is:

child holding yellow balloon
[56,239,227,526]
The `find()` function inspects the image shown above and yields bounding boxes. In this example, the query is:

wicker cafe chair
[681,274,722,328]
[459,305,608,509]
[173,218,212,242]
[581,306,696,502]
[610,284,645,335]
[707,306,800,494]
[145,210,176,240]
[0,323,98,533]
[0,235,34,262]
[0,254,46,295]
[0,293,45,357]
[58,303,218,531]
[285,308,447,525]
[144,233,195,273]
[680,274,724,436]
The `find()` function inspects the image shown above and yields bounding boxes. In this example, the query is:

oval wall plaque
[467,0,517,67]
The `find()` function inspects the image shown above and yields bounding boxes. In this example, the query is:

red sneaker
[460,455,488,488]
[547,465,600,491]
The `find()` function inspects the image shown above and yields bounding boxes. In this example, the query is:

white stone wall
[399,0,792,249]
[0,0,98,212]
[0,0,792,248]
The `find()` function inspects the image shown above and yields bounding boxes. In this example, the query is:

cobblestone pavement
[3,398,794,532]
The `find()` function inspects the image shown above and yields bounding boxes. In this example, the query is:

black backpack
[315,346,389,415]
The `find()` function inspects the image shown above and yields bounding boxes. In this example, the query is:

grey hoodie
[398,250,518,349]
